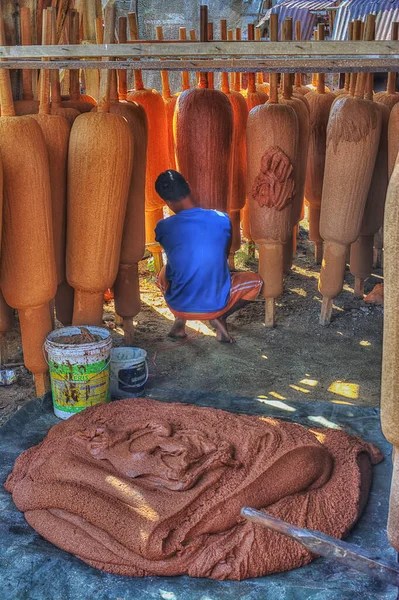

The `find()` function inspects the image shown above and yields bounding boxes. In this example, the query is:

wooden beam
[1,57,399,73]
[0,40,398,59]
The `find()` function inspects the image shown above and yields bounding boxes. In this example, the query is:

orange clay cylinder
[32,8,71,291]
[220,20,248,268]
[13,8,39,116]
[319,16,381,324]
[247,14,299,328]
[62,10,97,114]
[67,3,133,327]
[350,96,389,296]
[304,24,335,264]
[109,20,148,343]
[156,26,177,170]
[174,6,233,214]
[0,12,56,396]
[381,158,399,552]
[127,13,169,272]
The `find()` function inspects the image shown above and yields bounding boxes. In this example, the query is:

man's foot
[209,318,235,343]
[168,318,187,339]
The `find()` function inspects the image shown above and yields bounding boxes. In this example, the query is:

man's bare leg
[168,318,187,339]
[209,318,235,343]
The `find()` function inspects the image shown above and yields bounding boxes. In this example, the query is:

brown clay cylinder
[350,101,389,294]
[304,24,335,264]
[0,13,56,396]
[67,3,133,327]
[156,25,177,170]
[174,8,233,212]
[62,10,97,114]
[31,8,71,289]
[319,17,381,324]
[374,23,399,111]
[380,159,399,550]
[13,8,39,117]
[247,16,299,327]
[388,102,399,179]
[220,20,248,267]
[126,13,169,271]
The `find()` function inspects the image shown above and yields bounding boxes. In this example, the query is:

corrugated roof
[332,0,399,39]
[258,0,338,39]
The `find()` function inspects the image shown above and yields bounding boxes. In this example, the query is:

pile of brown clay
[5,399,382,581]
[52,327,101,345]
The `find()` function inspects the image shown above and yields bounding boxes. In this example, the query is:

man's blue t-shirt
[155,207,232,313]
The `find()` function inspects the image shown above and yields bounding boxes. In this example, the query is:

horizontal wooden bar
[0,57,398,72]
[0,40,398,59]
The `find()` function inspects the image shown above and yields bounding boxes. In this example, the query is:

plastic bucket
[44,326,112,420]
[110,347,148,399]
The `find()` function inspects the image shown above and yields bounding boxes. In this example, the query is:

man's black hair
[155,170,191,202]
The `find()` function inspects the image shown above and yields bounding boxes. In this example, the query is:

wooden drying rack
[0,41,399,72]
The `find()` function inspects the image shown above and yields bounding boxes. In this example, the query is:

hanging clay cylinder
[174,6,233,213]
[31,9,71,295]
[49,10,79,127]
[220,19,248,269]
[304,24,335,264]
[156,25,177,170]
[279,18,310,270]
[0,290,14,365]
[0,13,56,396]
[388,102,399,178]
[350,71,389,297]
[126,12,169,272]
[67,4,133,326]
[293,22,310,97]
[318,15,381,325]
[374,23,399,111]
[109,17,148,343]
[380,158,399,552]
[62,10,98,114]
[247,13,299,328]
[242,24,268,256]
[13,8,39,116]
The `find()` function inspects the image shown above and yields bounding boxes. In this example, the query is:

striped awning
[332,0,399,39]
[258,1,339,39]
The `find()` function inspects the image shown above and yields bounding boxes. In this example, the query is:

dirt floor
[0,222,384,426]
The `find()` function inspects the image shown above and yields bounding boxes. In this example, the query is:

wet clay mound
[5,399,383,580]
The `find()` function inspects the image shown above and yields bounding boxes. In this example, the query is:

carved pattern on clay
[251,146,295,211]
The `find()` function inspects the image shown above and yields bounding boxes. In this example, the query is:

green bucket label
[49,358,110,414]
